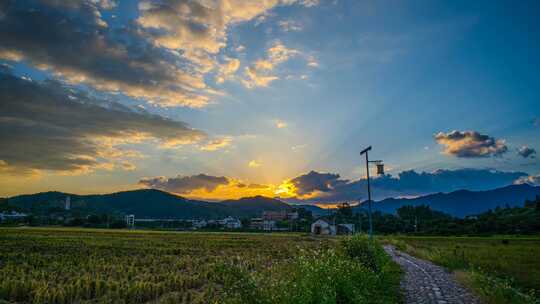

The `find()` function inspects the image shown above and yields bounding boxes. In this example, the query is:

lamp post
[360,146,384,239]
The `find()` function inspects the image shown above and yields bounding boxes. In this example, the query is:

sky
[1,0,539,205]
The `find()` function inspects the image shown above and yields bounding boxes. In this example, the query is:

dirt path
[384,245,480,304]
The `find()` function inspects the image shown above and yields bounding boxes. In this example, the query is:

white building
[65,196,71,210]
[0,211,28,222]
[311,219,336,235]
[193,220,207,229]
[221,216,242,229]
[311,219,355,235]
[262,220,276,231]
[125,214,135,228]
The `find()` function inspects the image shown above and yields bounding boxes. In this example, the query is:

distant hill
[6,184,540,219]
[356,184,540,217]
[5,189,291,219]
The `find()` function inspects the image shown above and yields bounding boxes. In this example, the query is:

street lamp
[360,146,384,239]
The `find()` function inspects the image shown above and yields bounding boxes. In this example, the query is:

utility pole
[360,146,384,240]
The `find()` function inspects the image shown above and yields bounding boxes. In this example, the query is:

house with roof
[311,219,336,235]
[220,216,242,229]
[311,218,355,235]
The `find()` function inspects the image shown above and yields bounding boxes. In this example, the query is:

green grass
[0,227,401,304]
[382,235,540,304]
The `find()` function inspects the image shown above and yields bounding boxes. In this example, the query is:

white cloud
[241,42,301,88]
[307,55,319,67]
[279,20,303,32]
[200,137,233,151]
[216,57,241,83]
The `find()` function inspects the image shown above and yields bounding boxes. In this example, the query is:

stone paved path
[384,245,480,304]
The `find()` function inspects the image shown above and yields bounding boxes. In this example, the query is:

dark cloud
[139,174,229,194]
[39,0,116,10]
[236,183,269,189]
[518,146,536,158]
[285,168,527,204]
[434,130,508,158]
[289,170,346,195]
[0,70,204,174]
[0,0,209,107]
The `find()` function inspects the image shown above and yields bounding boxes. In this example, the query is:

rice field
[0,227,401,304]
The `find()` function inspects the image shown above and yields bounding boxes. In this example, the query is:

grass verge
[383,236,540,304]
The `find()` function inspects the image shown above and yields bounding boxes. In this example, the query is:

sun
[274,180,297,197]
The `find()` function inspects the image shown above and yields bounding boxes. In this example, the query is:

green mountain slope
[5,189,291,219]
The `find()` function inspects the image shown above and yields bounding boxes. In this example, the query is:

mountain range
[3,190,290,219]
[2,184,540,219]
[355,183,540,217]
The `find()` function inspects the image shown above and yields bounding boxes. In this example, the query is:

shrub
[217,235,402,304]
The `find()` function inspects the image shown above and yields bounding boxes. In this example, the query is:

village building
[192,219,207,229]
[311,218,355,235]
[249,217,264,230]
[64,196,71,210]
[262,210,299,221]
[125,214,135,228]
[311,219,336,235]
[263,220,277,231]
[220,216,242,229]
[0,211,28,222]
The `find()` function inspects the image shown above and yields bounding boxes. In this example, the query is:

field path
[384,245,480,304]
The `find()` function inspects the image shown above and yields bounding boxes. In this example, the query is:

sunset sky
[1,0,539,204]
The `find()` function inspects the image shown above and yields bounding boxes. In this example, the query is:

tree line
[335,196,540,235]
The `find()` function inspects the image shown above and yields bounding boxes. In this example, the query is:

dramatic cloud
[140,168,530,203]
[0,1,216,107]
[136,0,319,84]
[0,70,204,174]
[434,130,508,158]
[282,168,527,203]
[138,173,277,200]
[139,174,229,194]
[0,0,324,107]
[137,1,296,57]
[517,146,536,158]
[0,1,319,108]
[289,171,346,196]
